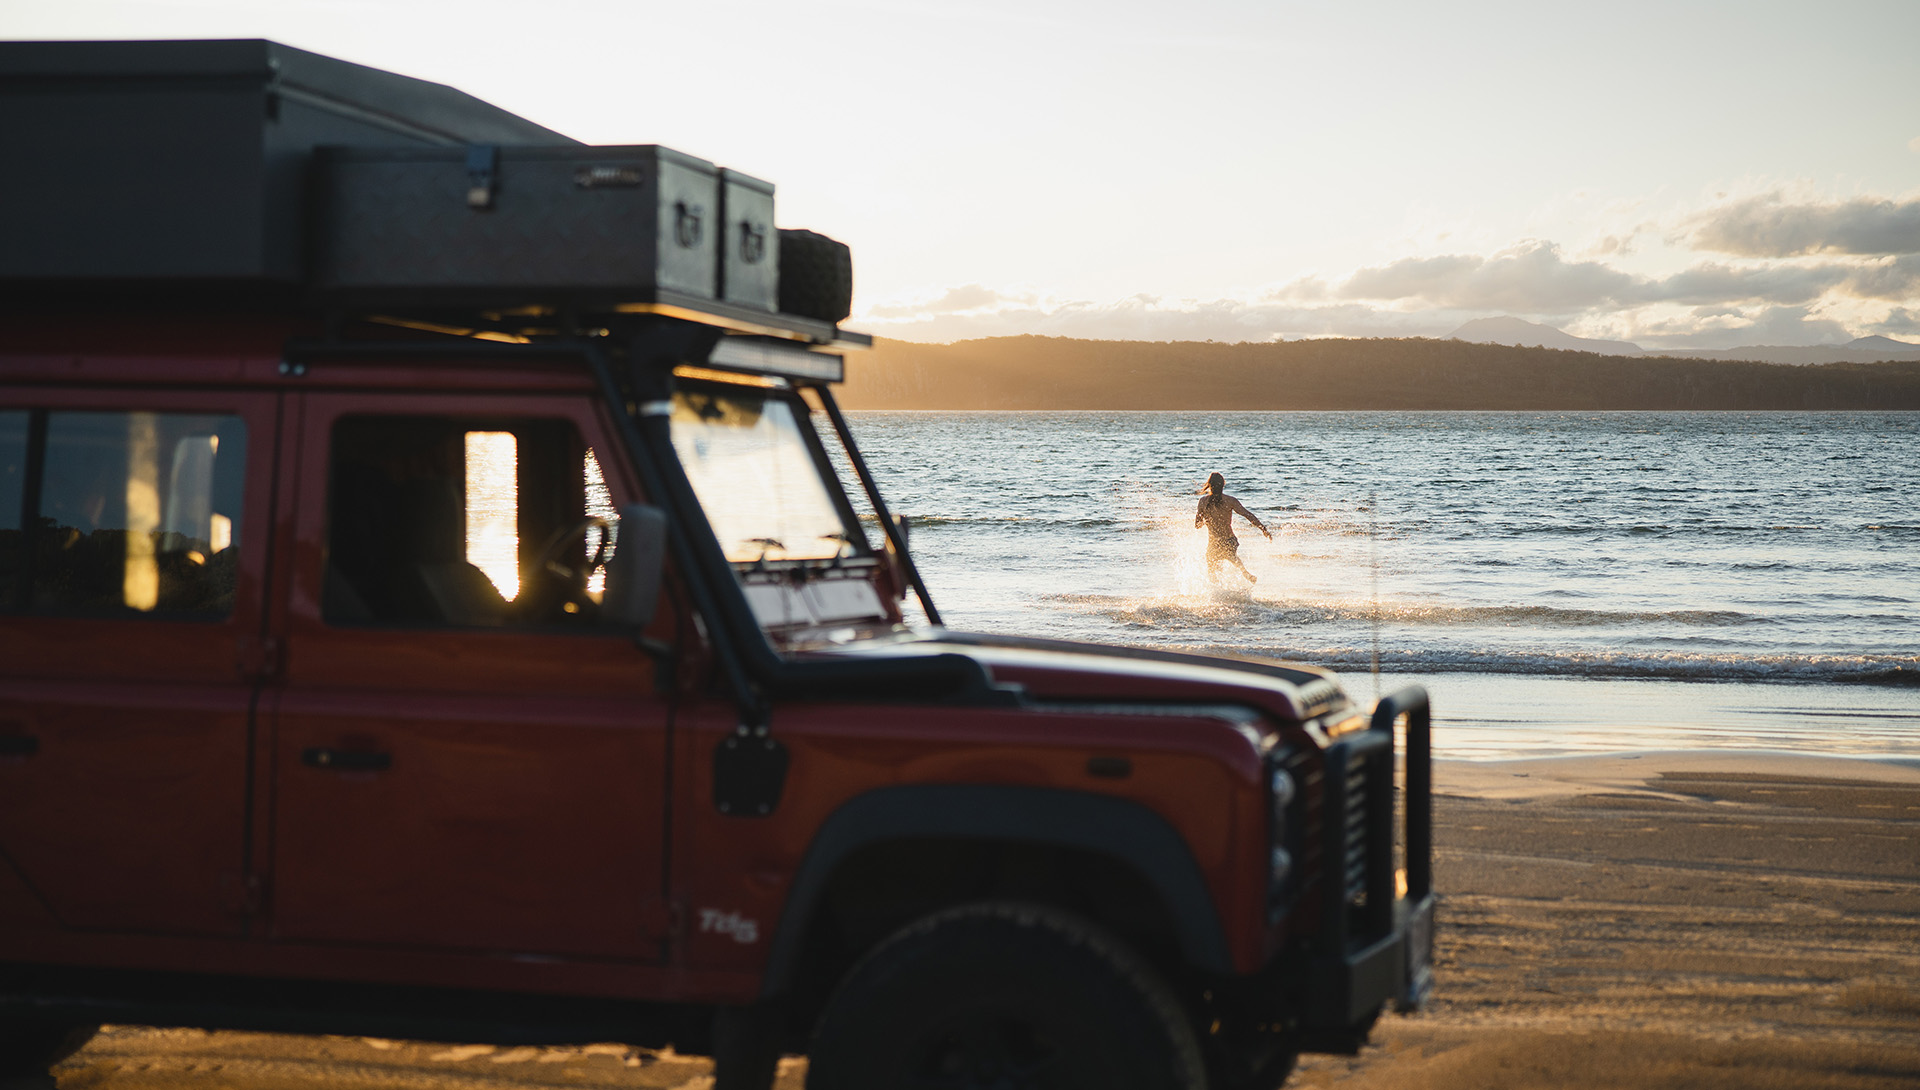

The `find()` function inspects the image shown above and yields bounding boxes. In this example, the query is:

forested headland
[835,336,1920,410]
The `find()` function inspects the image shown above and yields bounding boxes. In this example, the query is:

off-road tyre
[777,229,853,324]
[1211,1041,1298,1090]
[0,1022,96,1077]
[806,901,1208,1090]
[712,1002,784,1090]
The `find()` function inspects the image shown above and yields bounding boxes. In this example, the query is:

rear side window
[0,410,247,617]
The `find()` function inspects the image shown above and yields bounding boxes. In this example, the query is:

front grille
[1343,755,1369,905]
[1319,727,1395,949]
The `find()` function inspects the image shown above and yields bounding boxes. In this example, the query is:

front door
[0,390,273,937]
[268,391,673,960]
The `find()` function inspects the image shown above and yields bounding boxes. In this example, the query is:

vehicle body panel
[266,389,671,959]
[669,697,1269,981]
[0,385,276,938]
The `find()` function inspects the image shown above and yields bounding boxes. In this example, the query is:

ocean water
[837,410,1920,758]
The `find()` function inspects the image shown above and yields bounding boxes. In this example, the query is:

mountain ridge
[836,334,1920,411]
[1443,316,1920,366]
[1448,316,1644,356]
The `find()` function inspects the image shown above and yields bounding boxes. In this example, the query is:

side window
[0,410,247,617]
[323,415,618,629]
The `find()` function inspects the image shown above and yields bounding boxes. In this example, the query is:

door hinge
[237,635,282,681]
[221,872,267,917]
[640,898,684,944]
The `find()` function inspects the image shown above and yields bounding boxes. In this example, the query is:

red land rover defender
[0,39,1432,1090]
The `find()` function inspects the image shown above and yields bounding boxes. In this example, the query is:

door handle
[301,747,391,772]
[0,735,37,757]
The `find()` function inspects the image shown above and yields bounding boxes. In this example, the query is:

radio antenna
[1369,489,1381,702]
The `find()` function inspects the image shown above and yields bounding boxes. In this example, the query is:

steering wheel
[527,516,612,616]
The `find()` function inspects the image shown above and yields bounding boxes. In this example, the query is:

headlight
[1268,762,1298,913]
[1270,765,1296,825]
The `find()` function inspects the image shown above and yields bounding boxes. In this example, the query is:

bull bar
[1300,684,1434,1037]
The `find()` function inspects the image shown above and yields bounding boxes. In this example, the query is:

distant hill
[836,335,1920,411]
[1648,338,1920,365]
[1449,316,1644,356]
[1847,335,1919,352]
[1444,317,1920,365]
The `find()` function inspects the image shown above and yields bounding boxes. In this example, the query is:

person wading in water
[1195,471,1271,584]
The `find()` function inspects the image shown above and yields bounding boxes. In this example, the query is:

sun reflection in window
[584,448,616,598]
[465,431,519,601]
[123,412,160,611]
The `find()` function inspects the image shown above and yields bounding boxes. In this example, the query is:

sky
[7,0,1918,347]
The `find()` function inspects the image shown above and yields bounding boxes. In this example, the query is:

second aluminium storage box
[718,168,778,312]
[316,144,723,307]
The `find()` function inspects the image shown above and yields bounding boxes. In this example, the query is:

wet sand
[1295,753,1920,1089]
[25,753,1920,1089]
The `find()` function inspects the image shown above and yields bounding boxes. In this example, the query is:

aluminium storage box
[0,39,572,286]
[315,145,723,308]
[717,168,778,312]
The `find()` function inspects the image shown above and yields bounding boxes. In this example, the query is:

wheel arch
[760,784,1233,999]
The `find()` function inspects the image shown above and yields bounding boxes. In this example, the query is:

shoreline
[1356,671,1920,761]
[1436,749,1920,800]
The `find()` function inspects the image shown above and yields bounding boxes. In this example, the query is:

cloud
[863,283,1019,319]
[1736,305,1855,346]
[923,283,1007,311]
[1842,255,1920,301]
[855,292,1464,344]
[1337,242,1638,312]
[1875,307,1920,335]
[1638,262,1851,307]
[1584,234,1636,258]
[1616,305,1855,350]
[856,189,1920,347]
[1683,193,1920,257]
[1265,276,1331,302]
[1330,245,1907,313]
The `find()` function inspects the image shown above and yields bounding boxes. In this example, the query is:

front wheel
[806,902,1207,1090]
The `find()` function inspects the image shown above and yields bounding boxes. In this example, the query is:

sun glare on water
[465,431,519,601]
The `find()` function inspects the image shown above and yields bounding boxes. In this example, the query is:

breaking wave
[1044,591,1770,630]
[1220,646,1920,687]
[1020,591,1920,686]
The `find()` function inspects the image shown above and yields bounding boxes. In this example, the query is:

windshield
[669,385,859,563]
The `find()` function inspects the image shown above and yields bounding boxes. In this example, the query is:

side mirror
[602,504,667,628]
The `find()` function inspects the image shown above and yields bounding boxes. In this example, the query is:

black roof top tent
[0,39,571,286]
[0,39,867,351]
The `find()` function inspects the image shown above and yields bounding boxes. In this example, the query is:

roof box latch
[466,145,498,210]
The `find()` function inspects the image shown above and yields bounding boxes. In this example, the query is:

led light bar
[706,336,846,384]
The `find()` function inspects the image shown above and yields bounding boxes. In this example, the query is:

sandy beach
[21,752,1920,1090]
[1288,753,1920,1090]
